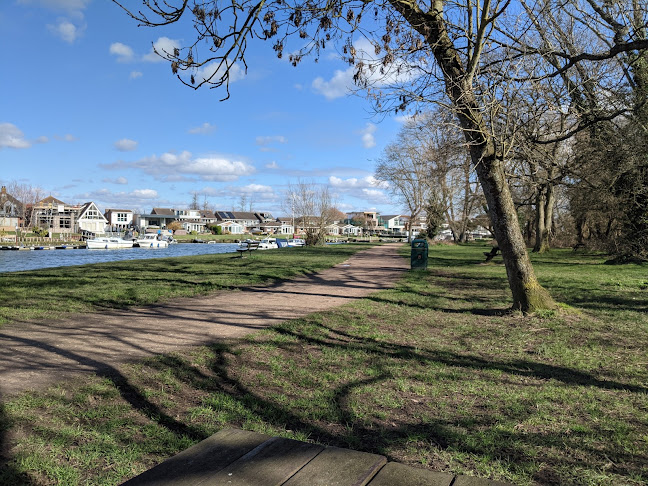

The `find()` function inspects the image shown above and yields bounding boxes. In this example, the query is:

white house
[381,215,407,233]
[77,202,108,235]
[0,186,22,230]
[104,209,134,230]
[340,224,362,236]
[326,223,341,236]
[218,221,244,234]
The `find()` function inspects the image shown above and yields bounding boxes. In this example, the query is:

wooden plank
[121,428,270,486]
[452,476,512,486]
[367,462,454,486]
[202,436,324,486]
[282,446,387,486]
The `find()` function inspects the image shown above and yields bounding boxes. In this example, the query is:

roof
[381,214,402,220]
[35,195,67,207]
[199,210,216,218]
[152,208,175,216]
[78,202,108,222]
[0,186,23,210]
[105,208,133,213]
[215,211,261,221]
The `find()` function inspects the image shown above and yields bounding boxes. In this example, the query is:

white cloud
[55,133,77,142]
[360,123,377,149]
[109,42,135,62]
[240,184,274,193]
[188,122,217,135]
[143,37,181,63]
[312,69,353,100]
[73,187,160,211]
[312,38,419,101]
[330,175,386,190]
[18,0,91,11]
[129,71,143,80]
[132,189,158,199]
[114,138,138,152]
[35,136,49,144]
[265,161,279,169]
[0,123,31,149]
[47,17,84,43]
[256,135,286,145]
[195,61,246,84]
[104,150,256,182]
[102,177,129,185]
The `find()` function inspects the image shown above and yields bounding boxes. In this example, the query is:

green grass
[1,244,647,485]
[0,243,374,326]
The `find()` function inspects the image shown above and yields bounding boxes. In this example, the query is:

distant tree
[287,180,337,245]
[189,191,200,210]
[328,207,347,223]
[167,221,182,232]
[420,195,445,240]
[5,182,43,228]
[238,195,253,212]
[209,224,223,235]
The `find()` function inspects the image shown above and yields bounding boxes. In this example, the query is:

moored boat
[136,233,170,249]
[86,237,134,250]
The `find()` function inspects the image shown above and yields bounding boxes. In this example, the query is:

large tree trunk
[533,184,554,253]
[390,0,555,312]
[472,148,555,312]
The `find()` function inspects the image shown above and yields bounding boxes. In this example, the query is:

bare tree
[6,182,43,228]
[375,120,433,242]
[286,180,337,245]
[190,191,200,210]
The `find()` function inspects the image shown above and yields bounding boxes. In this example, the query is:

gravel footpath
[0,243,408,397]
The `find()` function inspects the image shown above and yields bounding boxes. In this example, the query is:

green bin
[411,238,428,269]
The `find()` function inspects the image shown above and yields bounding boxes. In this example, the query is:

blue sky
[0,0,408,217]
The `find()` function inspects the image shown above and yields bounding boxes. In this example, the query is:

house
[214,211,265,232]
[408,214,428,237]
[326,223,341,236]
[217,220,244,234]
[381,215,407,233]
[175,209,206,233]
[200,210,218,226]
[77,202,109,235]
[104,209,134,230]
[339,224,362,236]
[347,211,381,233]
[0,186,23,230]
[137,208,178,230]
[30,195,79,234]
[259,220,294,235]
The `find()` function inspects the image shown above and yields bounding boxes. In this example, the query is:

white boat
[257,238,278,250]
[86,237,134,250]
[286,238,306,247]
[136,233,169,249]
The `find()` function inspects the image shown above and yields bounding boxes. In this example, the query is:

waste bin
[411,238,428,269]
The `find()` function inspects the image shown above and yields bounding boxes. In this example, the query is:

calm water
[0,243,241,274]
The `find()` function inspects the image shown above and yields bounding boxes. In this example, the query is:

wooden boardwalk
[123,428,510,486]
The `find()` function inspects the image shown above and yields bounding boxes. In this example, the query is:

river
[0,243,241,274]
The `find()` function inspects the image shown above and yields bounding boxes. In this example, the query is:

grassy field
[1,244,647,485]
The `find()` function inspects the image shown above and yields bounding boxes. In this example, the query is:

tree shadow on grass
[182,329,647,484]
[0,389,35,485]
[4,323,646,485]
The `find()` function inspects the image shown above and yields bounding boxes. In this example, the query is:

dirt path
[0,244,408,397]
